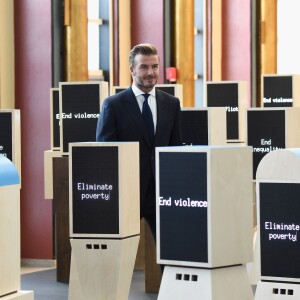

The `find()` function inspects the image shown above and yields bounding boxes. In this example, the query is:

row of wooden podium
[45,142,254,300]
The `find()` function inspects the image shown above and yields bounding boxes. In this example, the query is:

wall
[14,0,53,259]
[11,0,252,260]
[221,0,251,106]
[130,0,165,83]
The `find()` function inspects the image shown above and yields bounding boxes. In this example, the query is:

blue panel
[289,148,300,158]
[0,155,20,186]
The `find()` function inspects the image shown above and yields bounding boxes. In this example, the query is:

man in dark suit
[96,43,182,240]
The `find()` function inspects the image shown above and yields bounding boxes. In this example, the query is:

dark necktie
[142,94,154,142]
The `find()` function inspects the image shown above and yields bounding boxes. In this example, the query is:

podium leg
[255,281,300,300]
[158,265,253,300]
[68,236,139,300]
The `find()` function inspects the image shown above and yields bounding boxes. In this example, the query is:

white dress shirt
[131,84,157,133]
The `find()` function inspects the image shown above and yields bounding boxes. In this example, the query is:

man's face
[130,54,160,93]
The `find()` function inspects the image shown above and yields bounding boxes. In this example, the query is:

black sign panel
[0,112,12,161]
[156,86,176,96]
[71,146,119,235]
[260,182,300,280]
[206,83,239,140]
[181,110,208,145]
[61,84,101,153]
[247,110,285,178]
[52,89,60,149]
[263,76,293,107]
[158,152,208,263]
[114,86,176,96]
[114,87,125,94]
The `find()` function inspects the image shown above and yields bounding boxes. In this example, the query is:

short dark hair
[129,43,159,67]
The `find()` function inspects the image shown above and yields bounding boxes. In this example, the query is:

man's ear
[129,66,135,76]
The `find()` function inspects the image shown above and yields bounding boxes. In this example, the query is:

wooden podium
[68,142,140,299]
[50,156,162,290]
[0,156,34,299]
[52,156,71,283]
[255,149,300,299]
[156,146,254,299]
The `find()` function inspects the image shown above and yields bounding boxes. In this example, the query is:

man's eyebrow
[139,63,159,68]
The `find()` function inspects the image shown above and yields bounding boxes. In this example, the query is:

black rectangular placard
[260,182,300,280]
[0,112,12,161]
[114,86,176,96]
[206,83,239,140]
[263,76,293,107]
[158,152,208,263]
[71,146,119,235]
[61,83,101,153]
[114,87,125,94]
[247,110,285,178]
[156,86,175,96]
[181,110,208,146]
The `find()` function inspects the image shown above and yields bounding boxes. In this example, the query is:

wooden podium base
[255,281,300,299]
[68,236,140,300]
[158,265,253,300]
[1,291,34,299]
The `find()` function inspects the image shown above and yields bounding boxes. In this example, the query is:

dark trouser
[142,212,164,274]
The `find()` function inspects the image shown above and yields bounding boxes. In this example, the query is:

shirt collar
[132,84,155,97]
